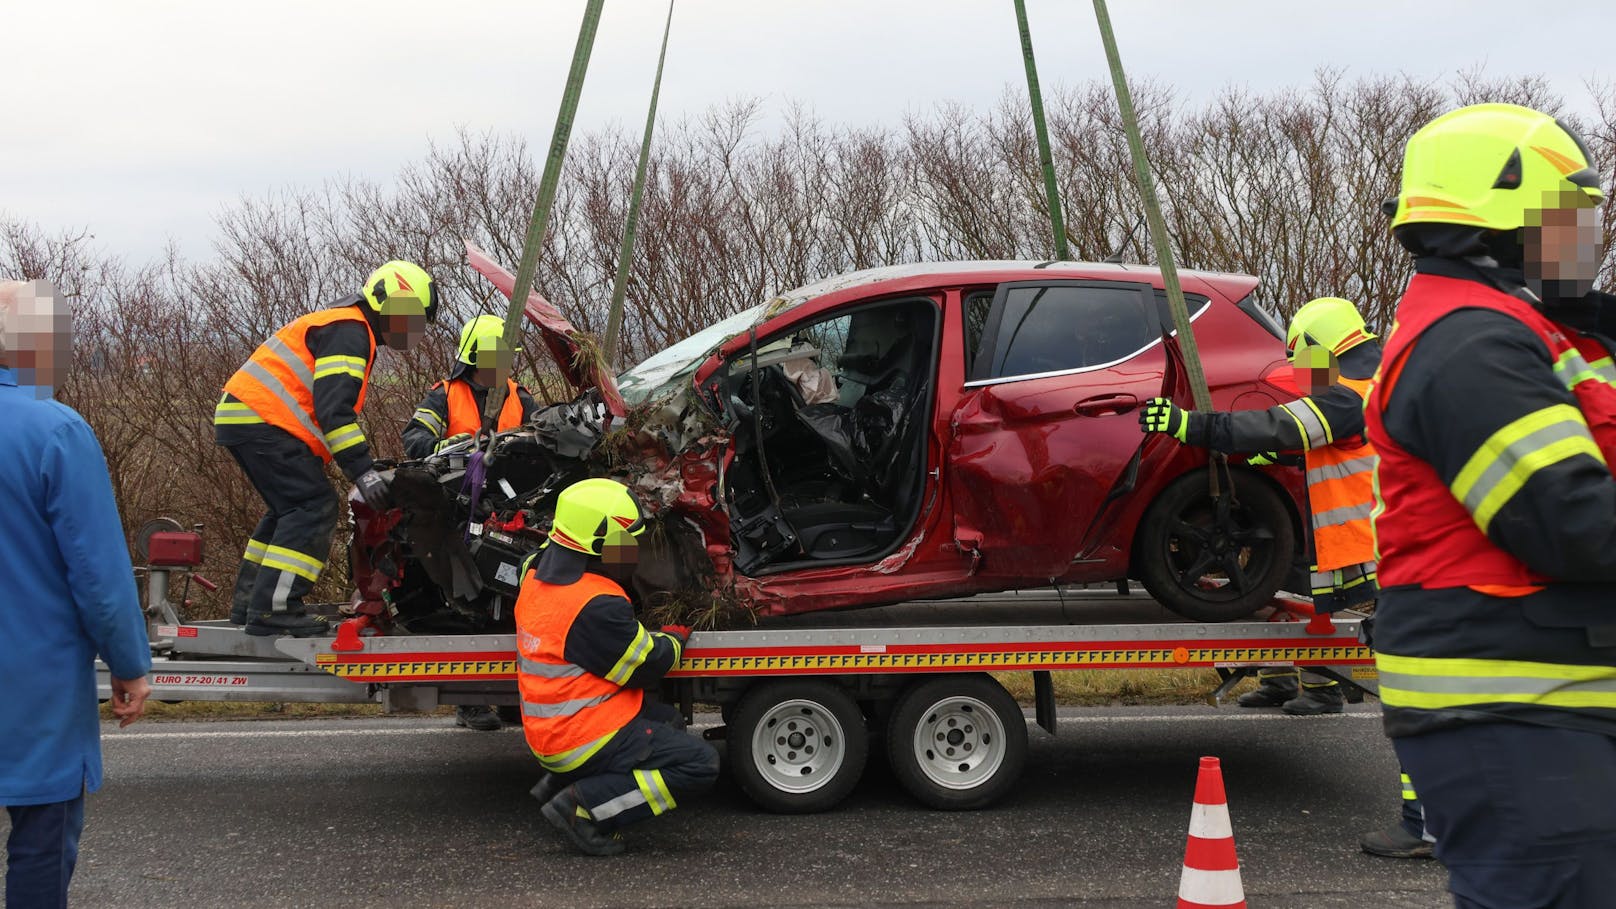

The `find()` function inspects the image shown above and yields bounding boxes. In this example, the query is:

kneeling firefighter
[216,261,436,637]
[401,314,539,460]
[517,479,719,856]
[1139,296,1381,714]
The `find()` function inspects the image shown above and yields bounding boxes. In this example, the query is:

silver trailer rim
[749,698,847,794]
[909,695,1007,791]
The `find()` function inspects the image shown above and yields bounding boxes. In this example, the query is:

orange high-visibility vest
[439,378,524,436]
[1305,373,1378,574]
[222,307,375,461]
[515,571,643,773]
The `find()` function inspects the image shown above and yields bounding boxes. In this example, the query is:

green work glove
[433,432,472,454]
[1246,451,1279,466]
[1139,397,1190,442]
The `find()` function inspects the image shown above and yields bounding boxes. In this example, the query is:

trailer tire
[730,680,867,814]
[886,674,1026,810]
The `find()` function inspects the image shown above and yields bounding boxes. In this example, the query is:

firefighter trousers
[222,427,338,620]
[565,702,720,833]
[1394,722,1616,909]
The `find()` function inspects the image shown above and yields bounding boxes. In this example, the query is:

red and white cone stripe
[1177,756,1246,909]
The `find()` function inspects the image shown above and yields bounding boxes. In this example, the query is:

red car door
[946,280,1174,580]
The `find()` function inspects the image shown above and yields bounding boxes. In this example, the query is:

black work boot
[1236,671,1299,708]
[529,774,560,806]
[245,611,332,638]
[455,705,503,732]
[541,786,625,857]
[1282,681,1345,715]
[1360,826,1434,859]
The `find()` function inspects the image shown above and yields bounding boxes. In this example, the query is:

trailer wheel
[886,675,1027,810]
[730,680,867,814]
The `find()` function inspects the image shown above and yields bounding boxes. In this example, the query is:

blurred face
[1291,345,1340,396]
[1523,199,1602,299]
[378,298,427,350]
[1,280,71,394]
[598,526,640,584]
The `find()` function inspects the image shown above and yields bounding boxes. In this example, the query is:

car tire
[1136,469,1296,622]
[729,680,868,814]
[886,675,1027,810]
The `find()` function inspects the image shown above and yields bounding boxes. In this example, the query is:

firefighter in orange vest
[402,314,538,460]
[215,261,436,637]
[1140,296,1380,715]
[517,478,719,856]
[1365,104,1616,903]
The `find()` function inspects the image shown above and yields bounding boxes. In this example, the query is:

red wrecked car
[349,246,1308,632]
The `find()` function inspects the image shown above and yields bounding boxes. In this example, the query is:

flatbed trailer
[104,577,1376,813]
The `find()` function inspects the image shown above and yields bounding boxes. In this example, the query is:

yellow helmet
[455,315,519,369]
[1388,103,1603,232]
[547,478,645,555]
[361,260,439,321]
[1286,297,1373,361]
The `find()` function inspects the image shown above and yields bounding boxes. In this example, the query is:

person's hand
[110,675,151,728]
[659,625,692,646]
[354,469,391,510]
[1139,397,1190,442]
[433,432,472,454]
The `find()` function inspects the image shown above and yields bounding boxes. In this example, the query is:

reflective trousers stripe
[522,693,613,719]
[635,769,676,815]
[518,656,587,679]
[241,538,270,565]
[1377,653,1616,710]
[259,544,324,582]
[1400,772,1417,800]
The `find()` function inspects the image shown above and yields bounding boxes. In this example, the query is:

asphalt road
[13,705,1450,908]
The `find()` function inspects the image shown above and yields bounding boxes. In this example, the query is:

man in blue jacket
[0,280,153,908]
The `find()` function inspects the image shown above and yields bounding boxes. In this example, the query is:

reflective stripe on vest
[1377,652,1616,711]
[1304,374,1378,575]
[514,571,644,772]
[440,378,525,437]
[220,307,376,461]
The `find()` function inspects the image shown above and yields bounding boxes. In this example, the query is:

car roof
[770,260,1259,314]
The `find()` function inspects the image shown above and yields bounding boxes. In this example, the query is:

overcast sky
[7,1,1613,264]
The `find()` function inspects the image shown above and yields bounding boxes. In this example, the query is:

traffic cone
[1177,756,1246,909]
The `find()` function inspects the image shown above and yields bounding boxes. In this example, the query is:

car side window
[963,290,994,376]
[972,283,1158,382]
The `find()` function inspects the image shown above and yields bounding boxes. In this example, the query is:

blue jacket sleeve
[43,418,152,681]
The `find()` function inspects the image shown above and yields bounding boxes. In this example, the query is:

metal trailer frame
[102,586,1376,812]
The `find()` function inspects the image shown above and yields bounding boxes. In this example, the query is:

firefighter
[1139,296,1380,715]
[1366,103,1616,904]
[216,261,436,637]
[517,478,719,856]
[401,314,540,460]
[405,314,539,731]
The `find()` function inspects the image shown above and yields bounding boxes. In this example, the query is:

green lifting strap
[484,0,607,434]
[1090,0,1212,412]
[1012,0,1070,262]
[603,0,676,368]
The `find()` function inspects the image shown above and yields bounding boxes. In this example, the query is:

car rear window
[1234,293,1286,340]
[978,285,1157,380]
